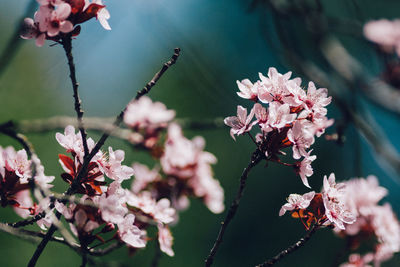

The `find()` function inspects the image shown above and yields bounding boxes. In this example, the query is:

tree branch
[205,149,264,267]
[61,35,90,157]
[255,226,318,266]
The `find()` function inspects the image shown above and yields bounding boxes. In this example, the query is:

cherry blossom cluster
[335,176,400,267]
[21,0,111,47]
[124,96,225,214]
[224,67,333,187]
[364,19,400,56]
[54,125,176,255]
[0,146,54,218]
[279,173,356,230]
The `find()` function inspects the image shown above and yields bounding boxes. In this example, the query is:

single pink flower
[224,105,257,140]
[295,151,317,188]
[279,191,315,216]
[236,79,259,100]
[287,120,315,160]
[117,214,147,248]
[266,102,297,130]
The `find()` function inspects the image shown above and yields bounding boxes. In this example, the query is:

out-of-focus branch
[0,0,37,78]
[15,116,225,139]
[205,149,264,266]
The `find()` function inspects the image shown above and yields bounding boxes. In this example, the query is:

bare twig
[7,211,46,228]
[255,225,318,266]
[205,149,264,266]
[61,35,89,157]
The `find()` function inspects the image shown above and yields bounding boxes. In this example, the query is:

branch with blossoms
[206,67,334,266]
[0,1,228,267]
[252,0,400,178]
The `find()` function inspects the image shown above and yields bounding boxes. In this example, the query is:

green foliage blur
[0,0,399,266]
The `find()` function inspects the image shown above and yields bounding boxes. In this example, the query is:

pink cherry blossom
[364,19,400,55]
[84,0,111,30]
[295,151,316,188]
[157,224,174,256]
[124,96,175,130]
[267,102,297,130]
[153,198,175,224]
[98,147,134,182]
[322,174,356,230]
[99,182,128,224]
[339,253,374,267]
[287,120,315,159]
[236,79,260,100]
[224,105,257,140]
[257,67,301,104]
[13,190,33,218]
[35,3,74,37]
[20,18,47,47]
[118,214,147,248]
[131,163,161,193]
[279,191,315,216]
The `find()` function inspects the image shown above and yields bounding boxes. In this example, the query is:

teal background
[0,0,399,266]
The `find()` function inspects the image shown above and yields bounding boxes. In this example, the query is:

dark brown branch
[205,149,264,267]
[136,48,181,99]
[0,0,37,78]
[61,35,90,157]
[7,211,46,228]
[27,214,61,267]
[255,226,318,266]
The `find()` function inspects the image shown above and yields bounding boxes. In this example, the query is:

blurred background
[1,0,400,266]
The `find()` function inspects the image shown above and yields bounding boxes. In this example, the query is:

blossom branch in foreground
[26,48,181,267]
[61,35,89,157]
[255,225,318,267]
[205,149,264,267]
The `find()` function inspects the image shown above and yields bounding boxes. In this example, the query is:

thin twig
[255,225,318,266]
[61,35,90,157]
[7,211,46,228]
[205,149,264,266]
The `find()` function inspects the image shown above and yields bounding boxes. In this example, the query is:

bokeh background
[1,0,400,266]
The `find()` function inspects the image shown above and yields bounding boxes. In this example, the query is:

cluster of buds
[21,0,110,47]
[224,67,333,187]
[0,146,54,218]
[279,173,356,230]
[124,96,225,214]
[336,176,400,267]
